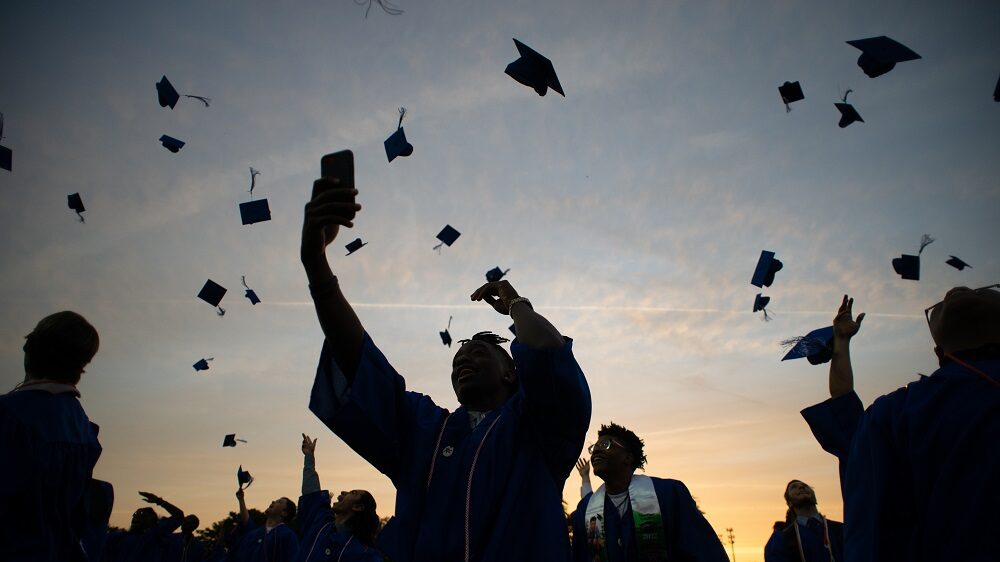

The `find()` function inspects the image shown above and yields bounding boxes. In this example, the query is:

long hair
[350,491,380,547]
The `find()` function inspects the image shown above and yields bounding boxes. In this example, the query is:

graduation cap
[994,73,1000,102]
[508,323,517,336]
[505,39,564,97]
[778,81,804,112]
[440,316,453,347]
[223,434,247,447]
[486,267,510,283]
[846,36,921,78]
[753,293,772,321]
[433,225,461,252]
[781,326,834,365]
[67,193,86,223]
[236,465,254,489]
[384,107,414,163]
[0,112,11,172]
[239,199,271,225]
[193,358,213,371]
[835,90,863,128]
[241,276,260,305]
[751,250,783,288]
[892,234,934,281]
[345,238,367,256]
[159,135,185,153]
[946,256,972,271]
[197,279,227,315]
[156,76,211,109]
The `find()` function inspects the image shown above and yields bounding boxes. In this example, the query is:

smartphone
[317,150,356,220]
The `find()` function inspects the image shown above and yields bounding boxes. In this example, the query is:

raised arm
[301,177,366,377]
[138,491,184,520]
[301,433,321,495]
[830,294,865,398]
[470,280,564,350]
[235,488,249,525]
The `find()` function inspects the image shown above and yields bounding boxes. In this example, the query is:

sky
[2,1,999,559]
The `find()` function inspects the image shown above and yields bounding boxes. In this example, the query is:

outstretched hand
[470,280,523,315]
[235,488,245,501]
[300,179,361,266]
[576,458,590,478]
[833,294,865,340]
[138,491,161,505]
[302,433,318,455]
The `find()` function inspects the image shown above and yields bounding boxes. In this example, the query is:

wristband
[507,297,532,312]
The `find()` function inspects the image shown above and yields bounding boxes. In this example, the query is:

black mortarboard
[892,254,920,280]
[440,316,453,347]
[753,293,772,321]
[384,107,413,163]
[193,358,212,371]
[505,39,564,97]
[778,81,804,111]
[241,276,260,305]
[237,465,254,489]
[846,36,921,78]
[0,113,11,172]
[994,73,1000,102]
[68,193,86,222]
[433,225,461,252]
[156,76,180,109]
[223,434,237,447]
[486,267,509,283]
[835,102,864,128]
[945,255,972,271]
[198,279,227,314]
[345,238,367,256]
[159,135,185,153]
[508,323,517,336]
[751,250,783,288]
[781,326,834,364]
[239,199,271,225]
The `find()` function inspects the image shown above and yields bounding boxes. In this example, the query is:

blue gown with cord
[764,517,844,562]
[570,477,729,562]
[309,333,591,562]
[230,518,300,562]
[296,490,383,562]
[165,532,206,562]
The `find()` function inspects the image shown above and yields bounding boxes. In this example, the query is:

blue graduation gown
[0,388,103,561]
[296,490,383,561]
[310,333,591,562]
[841,359,1000,562]
[80,479,116,562]
[166,533,206,562]
[106,516,183,562]
[763,519,844,562]
[231,519,300,562]
[570,477,729,562]
[800,391,864,497]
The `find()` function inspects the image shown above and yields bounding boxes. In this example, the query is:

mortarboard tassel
[397,107,407,130]
[841,89,853,103]
[761,309,773,322]
[216,306,226,317]
[249,167,261,196]
[918,234,935,255]
[183,95,211,107]
[356,0,403,17]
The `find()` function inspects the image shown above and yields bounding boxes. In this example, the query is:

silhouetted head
[181,514,200,535]
[129,507,157,534]
[784,480,818,510]
[23,311,99,385]
[451,332,517,411]
[928,286,1000,362]
[264,497,296,524]
[591,422,647,482]
[332,489,379,546]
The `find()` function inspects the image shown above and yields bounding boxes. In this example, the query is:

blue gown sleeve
[276,525,300,561]
[662,480,729,562]
[763,529,788,562]
[514,337,592,481]
[309,333,446,485]
[800,391,864,490]
[298,490,334,541]
[570,494,591,562]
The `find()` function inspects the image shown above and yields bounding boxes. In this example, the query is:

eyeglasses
[924,284,1000,326]
[587,438,624,454]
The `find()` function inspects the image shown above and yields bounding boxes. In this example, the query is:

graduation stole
[584,475,667,562]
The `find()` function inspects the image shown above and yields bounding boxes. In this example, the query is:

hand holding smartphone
[302,150,358,265]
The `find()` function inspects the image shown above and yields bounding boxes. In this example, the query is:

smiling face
[450,340,516,410]
[590,436,634,481]
[264,498,292,521]
[331,489,367,521]
[784,480,818,509]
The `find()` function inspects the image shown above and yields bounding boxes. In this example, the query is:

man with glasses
[570,422,727,562]
[801,287,1000,562]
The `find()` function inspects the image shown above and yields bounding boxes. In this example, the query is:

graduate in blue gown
[763,480,843,562]
[0,311,106,561]
[297,434,383,561]
[571,423,728,562]
[105,492,185,562]
[230,485,300,561]
[801,289,1000,561]
[166,515,206,562]
[301,176,591,562]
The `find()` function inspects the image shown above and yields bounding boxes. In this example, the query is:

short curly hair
[597,422,647,471]
[458,331,515,373]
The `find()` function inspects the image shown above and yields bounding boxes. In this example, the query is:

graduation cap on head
[193,357,213,371]
[835,90,863,128]
[67,193,86,223]
[197,279,227,315]
[239,199,271,225]
[892,234,934,281]
[156,76,211,109]
[781,326,834,365]
[223,434,247,447]
[778,81,804,112]
[440,316,453,347]
[236,465,254,489]
[946,255,972,271]
[846,36,921,78]
[753,293,772,321]
[241,276,260,305]
[159,135,185,153]
[0,112,11,172]
[345,238,367,256]
[751,250,783,288]
[384,107,414,163]
[505,39,564,97]
[486,267,510,283]
[433,225,461,252]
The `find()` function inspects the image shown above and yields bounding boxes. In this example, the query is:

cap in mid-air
[892,254,920,280]
[505,39,564,97]
[159,135,185,153]
[945,256,971,271]
[239,199,271,225]
[384,107,413,162]
[781,326,834,365]
[440,316,453,347]
[193,358,212,371]
[751,250,783,288]
[0,112,11,172]
[198,280,227,315]
[846,36,921,78]
[345,238,367,256]
[434,225,461,252]
[486,267,510,283]
[67,193,86,222]
[241,276,260,305]
[237,465,254,489]
[835,102,864,128]
[778,81,804,111]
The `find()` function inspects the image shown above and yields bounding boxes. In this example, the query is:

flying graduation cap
[434,225,461,252]
[505,39,564,97]
[159,135,185,153]
[345,238,367,256]
[946,256,972,271]
[0,112,11,172]
[384,107,414,163]
[237,465,254,489]
[356,0,403,17]
[198,279,227,315]
[994,73,1000,102]
[193,357,214,371]
[835,90,863,128]
[67,193,86,223]
[440,316,453,347]
[892,234,934,281]
[781,326,834,365]
[241,276,260,305]
[753,293,772,321]
[778,81,804,112]
[239,168,271,225]
[156,76,211,109]
[751,250,783,288]
[223,434,247,447]
[846,36,921,79]
[486,267,510,283]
